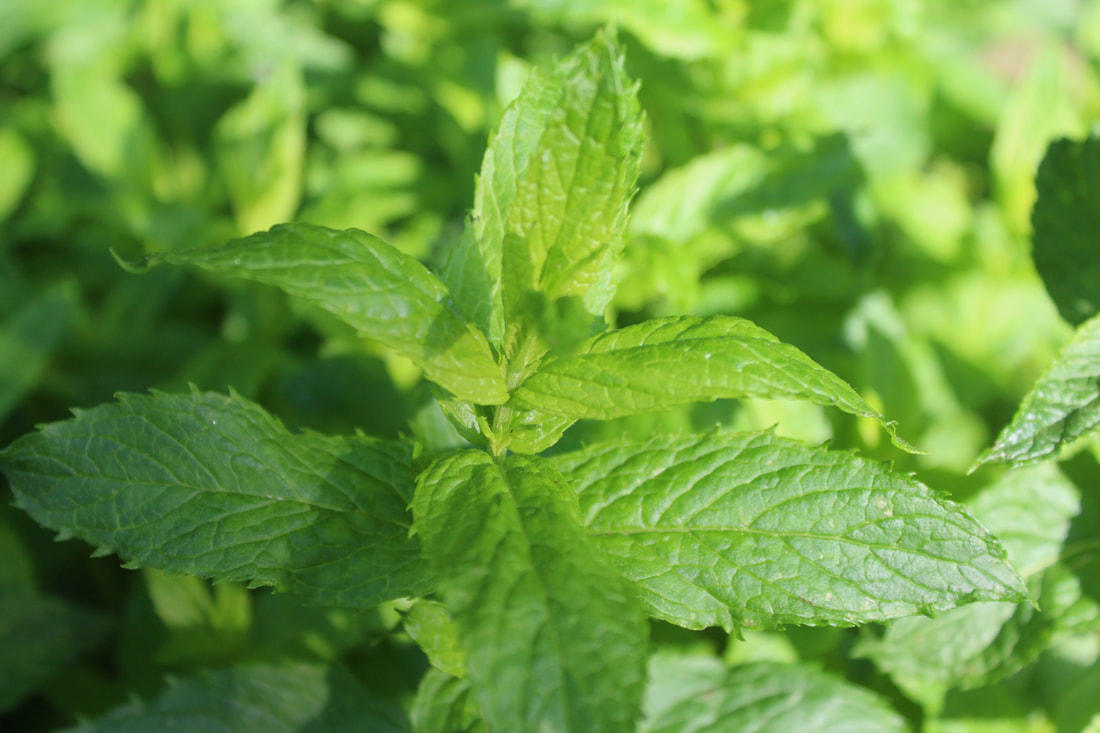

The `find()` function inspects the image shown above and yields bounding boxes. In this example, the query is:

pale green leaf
[413,450,647,733]
[0,126,34,222]
[512,0,724,60]
[553,430,1028,632]
[640,654,907,733]
[0,390,431,609]
[411,669,487,733]
[214,60,306,235]
[404,599,466,678]
[444,30,644,346]
[510,316,913,451]
[62,663,408,733]
[125,222,507,404]
[1032,136,1100,325]
[975,313,1100,468]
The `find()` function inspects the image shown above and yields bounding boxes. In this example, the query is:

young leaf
[975,312,1100,469]
[413,450,647,733]
[641,654,907,733]
[63,663,408,733]
[121,222,508,405]
[0,390,431,609]
[403,599,467,678]
[509,315,914,451]
[1032,136,1100,326]
[443,30,644,347]
[553,430,1028,632]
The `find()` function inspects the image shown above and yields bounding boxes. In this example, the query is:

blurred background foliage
[2,0,1099,730]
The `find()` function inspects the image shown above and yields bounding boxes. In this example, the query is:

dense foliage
[2,1,1100,731]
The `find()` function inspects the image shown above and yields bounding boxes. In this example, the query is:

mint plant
[0,32,1030,732]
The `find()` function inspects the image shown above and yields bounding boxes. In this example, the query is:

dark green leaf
[1032,136,1100,325]
[63,663,408,733]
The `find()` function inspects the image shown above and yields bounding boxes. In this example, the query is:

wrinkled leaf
[510,316,914,451]
[411,669,487,733]
[1,390,431,609]
[553,430,1028,632]
[123,222,507,404]
[413,450,647,733]
[976,313,1100,468]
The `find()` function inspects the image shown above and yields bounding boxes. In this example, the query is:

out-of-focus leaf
[214,60,306,235]
[640,654,907,733]
[0,283,78,422]
[411,669,486,733]
[0,593,108,713]
[62,663,408,733]
[0,127,34,222]
[1032,135,1100,325]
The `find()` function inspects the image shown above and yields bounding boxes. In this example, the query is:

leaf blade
[129,222,507,404]
[413,450,647,733]
[511,316,913,451]
[0,390,431,610]
[554,430,1028,632]
[975,312,1100,468]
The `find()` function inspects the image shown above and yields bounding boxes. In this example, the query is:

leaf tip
[111,248,156,274]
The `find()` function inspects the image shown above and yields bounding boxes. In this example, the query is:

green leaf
[411,669,487,733]
[640,654,907,733]
[0,593,108,713]
[403,599,467,678]
[856,463,1080,709]
[413,450,647,733]
[509,315,914,451]
[975,312,1100,468]
[444,30,644,346]
[0,282,77,423]
[124,222,508,404]
[1032,136,1100,325]
[213,59,306,235]
[553,430,1028,632]
[62,663,408,733]
[0,390,431,609]
[0,126,34,223]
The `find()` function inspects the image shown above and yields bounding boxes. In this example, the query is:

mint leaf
[856,463,1079,708]
[0,390,430,609]
[1032,136,1100,326]
[411,669,487,733]
[413,450,647,733]
[444,30,643,347]
[63,663,408,733]
[126,222,507,405]
[553,430,1027,632]
[975,312,1100,468]
[510,315,914,451]
[641,654,907,733]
